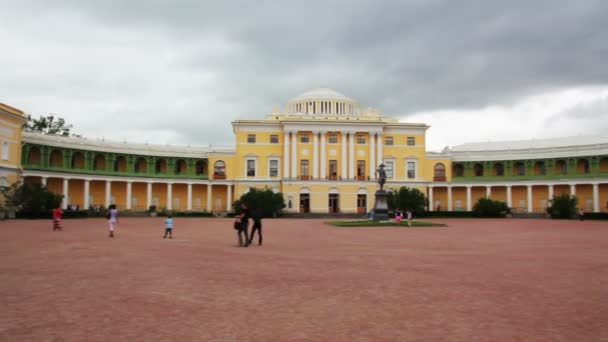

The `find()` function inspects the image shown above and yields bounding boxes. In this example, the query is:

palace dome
[286,88,361,116]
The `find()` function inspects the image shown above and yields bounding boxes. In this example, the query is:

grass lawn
[326,220,446,227]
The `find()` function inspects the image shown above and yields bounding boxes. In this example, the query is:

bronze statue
[376,163,387,191]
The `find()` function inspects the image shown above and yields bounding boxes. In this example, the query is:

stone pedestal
[373,190,389,222]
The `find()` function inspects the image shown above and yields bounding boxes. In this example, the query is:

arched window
[600,157,608,173]
[155,159,167,174]
[577,159,590,174]
[175,159,187,175]
[433,163,446,181]
[534,161,546,176]
[195,160,207,176]
[114,156,127,172]
[134,157,147,173]
[555,160,567,174]
[214,160,226,179]
[71,152,85,169]
[473,163,484,177]
[494,162,504,176]
[514,161,526,176]
[27,146,41,165]
[93,154,106,170]
[49,149,63,167]
[453,163,464,177]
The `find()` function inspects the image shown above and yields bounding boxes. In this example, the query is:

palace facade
[2,88,607,213]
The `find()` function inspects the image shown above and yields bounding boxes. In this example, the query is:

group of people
[234,202,263,247]
[51,202,262,246]
[394,209,413,227]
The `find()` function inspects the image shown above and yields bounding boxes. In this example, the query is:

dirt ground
[1,218,607,341]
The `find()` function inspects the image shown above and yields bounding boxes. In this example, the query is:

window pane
[247,160,255,176]
[407,161,416,179]
[301,160,309,176]
[301,135,310,143]
[385,161,393,178]
[270,135,279,143]
[385,137,393,146]
[329,160,337,176]
[357,135,365,144]
[247,134,256,143]
[357,160,365,176]
[329,134,338,144]
[407,137,415,146]
[269,160,278,177]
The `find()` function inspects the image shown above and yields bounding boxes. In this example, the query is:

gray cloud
[1,0,607,146]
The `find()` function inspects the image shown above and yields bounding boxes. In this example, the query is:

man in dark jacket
[248,207,263,246]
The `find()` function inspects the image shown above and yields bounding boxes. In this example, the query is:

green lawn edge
[326,220,447,227]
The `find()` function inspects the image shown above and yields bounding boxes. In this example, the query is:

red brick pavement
[1,218,607,341]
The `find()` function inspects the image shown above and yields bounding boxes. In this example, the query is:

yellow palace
[1,88,607,214]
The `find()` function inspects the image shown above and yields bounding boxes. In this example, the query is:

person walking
[107,204,118,238]
[248,207,263,246]
[406,209,413,227]
[238,202,251,247]
[52,206,63,231]
[163,215,174,239]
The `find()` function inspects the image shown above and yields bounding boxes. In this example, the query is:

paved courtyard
[1,218,607,341]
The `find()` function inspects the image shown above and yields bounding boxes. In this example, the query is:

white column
[207,184,213,212]
[126,182,132,210]
[105,180,111,207]
[548,184,554,201]
[447,186,453,211]
[166,183,173,210]
[312,131,319,179]
[428,186,434,211]
[291,132,298,179]
[570,184,576,196]
[506,185,513,208]
[284,131,290,179]
[369,132,376,178]
[83,180,90,210]
[466,186,472,211]
[593,183,600,212]
[341,132,347,179]
[226,185,232,211]
[527,185,533,213]
[486,186,491,198]
[62,178,69,209]
[320,132,327,179]
[146,182,152,209]
[377,133,383,169]
[348,132,355,179]
[41,177,47,186]
[187,183,193,211]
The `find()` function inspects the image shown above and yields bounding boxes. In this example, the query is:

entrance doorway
[299,194,310,213]
[357,194,367,213]
[329,194,340,213]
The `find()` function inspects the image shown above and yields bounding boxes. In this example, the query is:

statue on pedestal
[373,163,389,221]
[376,164,387,191]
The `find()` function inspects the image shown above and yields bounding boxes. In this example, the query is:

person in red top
[52,207,63,231]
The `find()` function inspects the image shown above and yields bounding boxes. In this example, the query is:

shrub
[420,211,475,218]
[4,183,62,219]
[233,188,285,218]
[472,198,510,218]
[386,187,427,216]
[547,194,578,219]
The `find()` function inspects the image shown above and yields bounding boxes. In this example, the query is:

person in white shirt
[164,215,174,239]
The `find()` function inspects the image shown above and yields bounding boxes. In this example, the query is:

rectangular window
[1,141,8,161]
[300,134,310,143]
[357,135,366,144]
[357,160,366,177]
[407,161,416,179]
[269,160,279,177]
[385,136,394,146]
[385,161,394,178]
[328,134,338,144]
[270,135,279,144]
[247,160,256,177]
[247,134,256,143]
[300,160,309,176]
[329,160,338,177]
[407,137,415,146]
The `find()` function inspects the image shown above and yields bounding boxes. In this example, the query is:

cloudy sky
[1,0,607,150]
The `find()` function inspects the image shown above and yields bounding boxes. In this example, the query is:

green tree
[2,183,62,218]
[233,188,286,218]
[25,114,73,136]
[472,198,510,218]
[547,194,578,219]
[386,187,427,215]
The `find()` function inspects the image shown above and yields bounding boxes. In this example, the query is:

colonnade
[283,131,383,180]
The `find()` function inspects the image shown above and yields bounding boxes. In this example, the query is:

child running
[52,206,63,231]
[163,215,174,239]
